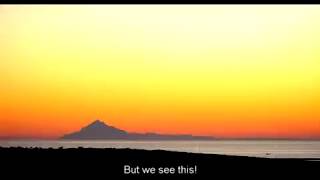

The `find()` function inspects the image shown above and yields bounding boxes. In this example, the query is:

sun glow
[1,5,320,139]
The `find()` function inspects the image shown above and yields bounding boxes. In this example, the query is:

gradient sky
[1,5,320,139]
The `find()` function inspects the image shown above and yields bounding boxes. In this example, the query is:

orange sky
[1,5,320,139]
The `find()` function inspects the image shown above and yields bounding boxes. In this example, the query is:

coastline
[2,139,320,159]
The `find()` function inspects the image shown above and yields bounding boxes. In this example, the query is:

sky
[1,5,320,139]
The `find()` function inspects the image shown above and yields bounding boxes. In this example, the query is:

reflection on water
[1,140,320,159]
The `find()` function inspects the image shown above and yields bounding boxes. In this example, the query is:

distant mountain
[61,120,128,139]
[61,120,214,140]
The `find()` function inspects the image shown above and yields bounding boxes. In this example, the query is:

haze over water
[1,140,320,159]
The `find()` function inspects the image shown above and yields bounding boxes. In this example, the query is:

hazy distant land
[61,120,215,140]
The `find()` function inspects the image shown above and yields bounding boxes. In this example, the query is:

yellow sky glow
[1,5,320,139]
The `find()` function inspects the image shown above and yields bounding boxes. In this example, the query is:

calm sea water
[1,140,320,159]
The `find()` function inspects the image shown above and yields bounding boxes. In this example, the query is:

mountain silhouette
[61,120,214,140]
[62,120,128,139]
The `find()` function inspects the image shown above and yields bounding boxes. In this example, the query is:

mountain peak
[83,120,110,130]
[89,119,106,126]
[82,119,125,132]
[93,119,103,124]
[61,119,128,139]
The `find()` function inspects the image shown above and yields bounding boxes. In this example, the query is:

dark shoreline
[1,147,319,178]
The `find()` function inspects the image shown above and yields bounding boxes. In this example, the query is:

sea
[1,140,320,159]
